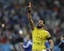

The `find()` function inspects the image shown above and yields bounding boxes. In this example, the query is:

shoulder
[28,40,32,45]
[44,30,51,37]
[32,27,38,31]
[44,30,49,34]
[44,30,51,38]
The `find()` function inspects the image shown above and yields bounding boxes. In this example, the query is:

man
[59,34,64,51]
[22,34,32,51]
[27,3,54,51]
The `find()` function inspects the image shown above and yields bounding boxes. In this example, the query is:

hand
[27,2,32,13]
[28,2,31,8]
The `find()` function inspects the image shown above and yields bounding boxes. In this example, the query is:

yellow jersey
[32,27,49,51]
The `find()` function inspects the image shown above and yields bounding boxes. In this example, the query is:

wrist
[27,7,31,13]
[46,48,52,51]
[50,49,52,51]
[50,47,53,50]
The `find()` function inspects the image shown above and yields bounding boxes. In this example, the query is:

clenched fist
[27,2,32,13]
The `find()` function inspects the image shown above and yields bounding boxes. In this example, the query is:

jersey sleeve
[45,31,49,38]
[32,27,38,32]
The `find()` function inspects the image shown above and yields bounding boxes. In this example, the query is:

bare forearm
[28,13,35,30]
[47,33,54,49]
[49,40,54,49]
[28,13,32,20]
[27,3,35,30]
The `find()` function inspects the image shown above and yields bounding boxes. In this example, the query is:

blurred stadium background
[0,0,64,51]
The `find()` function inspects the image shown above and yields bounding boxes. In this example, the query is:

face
[37,20,44,28]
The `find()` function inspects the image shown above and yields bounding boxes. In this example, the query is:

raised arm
[27,3,35,30]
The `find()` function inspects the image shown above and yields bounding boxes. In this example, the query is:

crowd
[0,0,64,51]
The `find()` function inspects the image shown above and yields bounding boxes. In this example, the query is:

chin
[37,26,42,29]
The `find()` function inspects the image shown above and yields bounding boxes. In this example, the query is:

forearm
[27,3,35,30]
[28,13,35,30]
[28,13,33,25]
[49,40,54,49]
[47,33,54,49]
[28,13,32,20]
